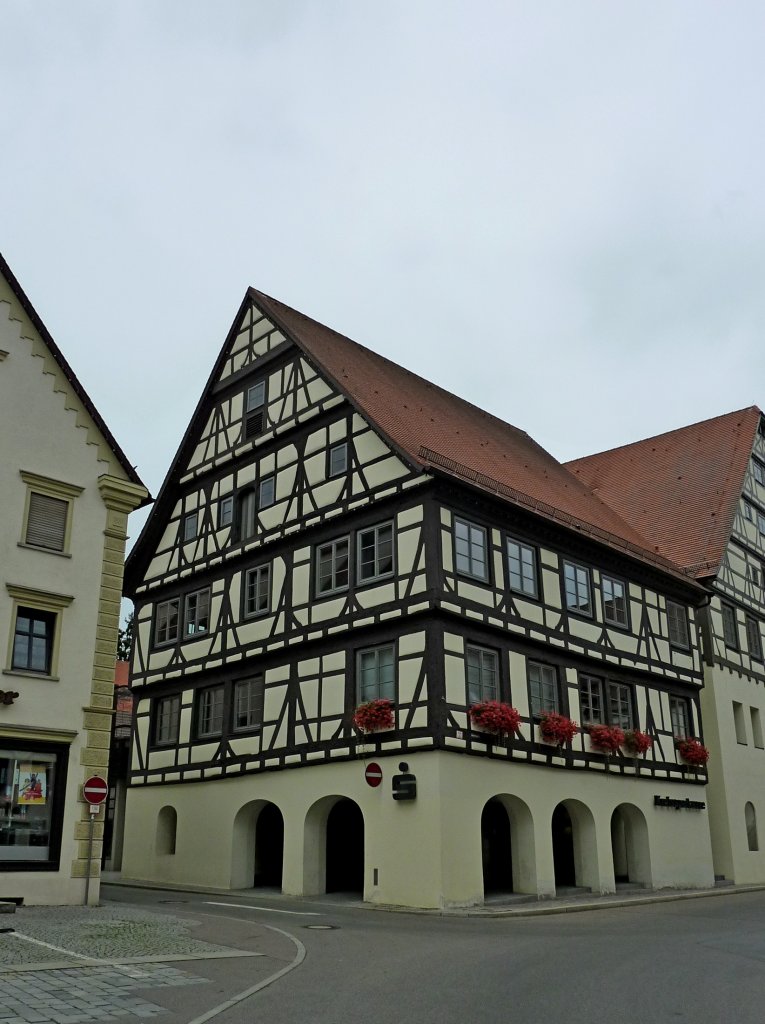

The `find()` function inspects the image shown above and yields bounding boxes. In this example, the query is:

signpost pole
[81,777,108,907]
[83,811,96,907]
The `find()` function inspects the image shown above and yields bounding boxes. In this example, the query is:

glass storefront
[0,745,65,867]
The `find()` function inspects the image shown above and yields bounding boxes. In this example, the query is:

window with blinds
[25,492,68,551]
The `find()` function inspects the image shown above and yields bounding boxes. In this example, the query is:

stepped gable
[251,288,673,565]
[565,406,762,578]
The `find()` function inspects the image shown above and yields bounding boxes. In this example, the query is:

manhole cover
[304,924,337,930]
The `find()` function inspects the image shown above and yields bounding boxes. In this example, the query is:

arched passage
[155,806,177,855]
[481,795,536,897]
[231,800,284,890]
[552,799,598,892]
[611,803,652,887]
[326,799,364,894]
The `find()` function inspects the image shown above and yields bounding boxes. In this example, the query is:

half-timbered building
[568,407,765,885]
[122,290,716,908]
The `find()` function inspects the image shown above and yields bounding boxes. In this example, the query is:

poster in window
[18,763,47,805]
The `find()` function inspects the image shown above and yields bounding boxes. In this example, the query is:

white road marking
[7,932,151,978]
[203,900,321,916]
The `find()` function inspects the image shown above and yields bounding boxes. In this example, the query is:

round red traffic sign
[364,762,383,788]
[83,776,108,804]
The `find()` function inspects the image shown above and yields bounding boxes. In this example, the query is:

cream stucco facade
[0,260,147,905]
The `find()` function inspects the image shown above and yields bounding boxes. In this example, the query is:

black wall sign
[654,795,706,811]
[392,762,417,801]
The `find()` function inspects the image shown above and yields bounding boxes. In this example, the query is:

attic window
[26,493,68,551]
[244,381,266,440]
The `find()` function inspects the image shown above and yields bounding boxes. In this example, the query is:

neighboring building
[102,660,132,873]
[121,289,715,909]
[0,256,148,905]
[568,407,765,884]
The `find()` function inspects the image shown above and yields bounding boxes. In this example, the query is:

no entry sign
[83,776,108,805]
[365,762,383,788]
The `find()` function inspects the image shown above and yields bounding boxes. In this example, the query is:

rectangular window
[316,537,349,596]
[758,511,765,536]
[745,501,754,522]
[754,459,765,486]
[244,380,267,439]
[196,685,224,738]
[746,616,763,661]
[579,674,604,726]
[182,512,198,542]
[233,677,264,732]
[507,539,538,598]
[747,564,762,587]
[454,517,489,581]
[218,496,233,528]
[155,599,180,647]
[357,522,394,583]
[184,589,210,637]
[357,645,395,702]
[669,695,691,738]
[25,492,68,551]
[466,645,499,704]
[563,561,592,616]
[608,682,634,730]
[0,746,63,868]
[751,707,764,749]
[733,701,748,744]
[602,575,628,626]
[244,564,271,617]
[258,475,275,510]
[12,608,55,674]
[667,600,690,648]
[329,442,348,477]
[239,491,257,540]
[528,661,559,717]
[155,695,181,745]
[722,604,738,648]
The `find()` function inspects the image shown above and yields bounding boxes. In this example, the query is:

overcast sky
[4,1,765,552]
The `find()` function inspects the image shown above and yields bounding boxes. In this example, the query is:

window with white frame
[357,645,395,702]
[196,685,224,738]
[233,676,264,732]
[244,564,270,617]
[258,475,275,509]
[316,537,349,595]
[579,674,604,726]
[357,522,394,583]
[507,539,537,598]
[669,695,691,738]
[218,495,233,528]
[182,512,198,542]
[466,645,499,703]
[754,459,765,486]
[602,575,628,626]
[667,600,690,648]
[528,661,559,716]
[155,598,180,646]
[329,442,348,477]
[244,380,267,439]
[154,694,181,745]
[608,682,634,730]
[563,561,592,616]
[454,517,489,581]
[238,491,258,540]
[184,589,210,637]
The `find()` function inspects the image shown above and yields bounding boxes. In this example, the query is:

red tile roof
[565,407,762,578]
[250,289,697,582]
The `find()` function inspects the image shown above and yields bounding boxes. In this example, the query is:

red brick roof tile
[566,407,762,578]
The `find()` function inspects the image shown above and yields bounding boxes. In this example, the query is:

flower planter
[539,712,579,747]
[469,701,522,739]
[353,698,395,734]
[623,729,652,757]
[588,725,625,756]
[676,737,710,768]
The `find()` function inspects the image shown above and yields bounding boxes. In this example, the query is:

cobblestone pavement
[0,963,206,1023]
[0,904,268,1023]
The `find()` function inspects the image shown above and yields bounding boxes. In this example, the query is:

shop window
[0,745,65,869]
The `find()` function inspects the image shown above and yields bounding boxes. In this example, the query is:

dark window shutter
[26,493,68,550]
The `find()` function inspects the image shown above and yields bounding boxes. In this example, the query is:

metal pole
[83,812,96,907]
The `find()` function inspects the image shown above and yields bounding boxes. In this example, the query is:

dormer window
[244,381,267,440]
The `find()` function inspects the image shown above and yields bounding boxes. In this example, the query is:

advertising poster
[18,763,47,805]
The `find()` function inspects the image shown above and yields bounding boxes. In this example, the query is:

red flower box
[588,724,625,755]
[676,737,710,767]
[469,701,522,737]
[353,698,395,733]
[540,712,579,746]
[624,729,652,756]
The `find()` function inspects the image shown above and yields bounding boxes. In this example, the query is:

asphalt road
[101,884,765,1024]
